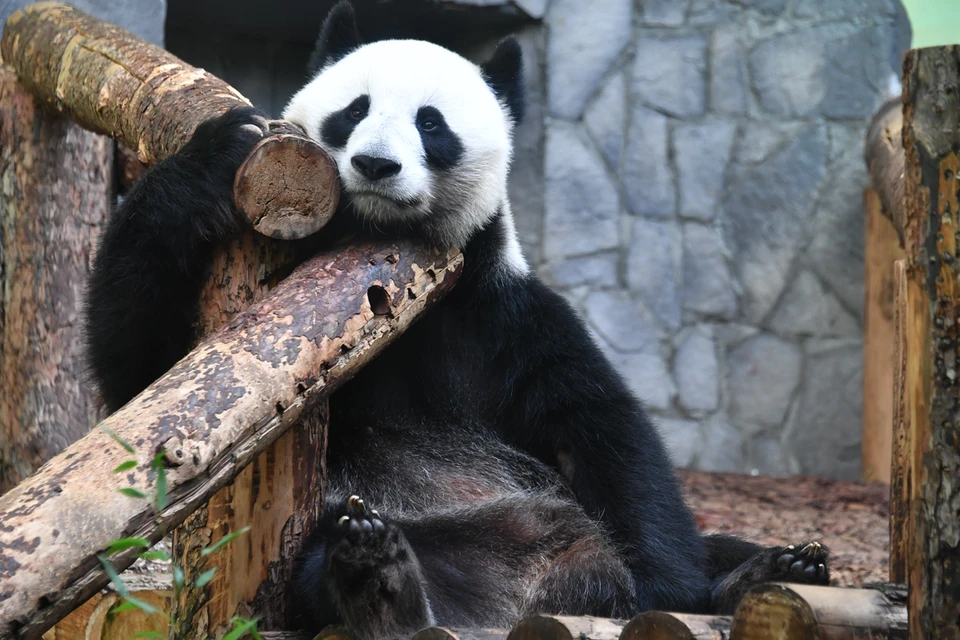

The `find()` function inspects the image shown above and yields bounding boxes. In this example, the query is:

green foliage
[98,433,260,639]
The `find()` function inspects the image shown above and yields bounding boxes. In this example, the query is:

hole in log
[297,383,307,395]
[276,402,285,415]
[367,286,391,315]
[426,269,436,281]
[407,288,417,300]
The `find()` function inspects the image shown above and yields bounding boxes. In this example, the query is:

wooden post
[0,66,109,494]
[900,45,960,640]
[861,187,906,484]
[889,259,910,584]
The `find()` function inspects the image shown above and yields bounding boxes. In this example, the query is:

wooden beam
[862,188,906,484]
[730,583,907,639]
[900,45,960,640]
[0,66,107,494]
[0,240,463,640]
[0,2,338,240]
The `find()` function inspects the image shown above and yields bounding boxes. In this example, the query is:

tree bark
[1,2,338,240]
[889,259,911,584]
[0,240,463,640]
[900,46,960,640]
[730,583,907,639]
[0,66,109,494]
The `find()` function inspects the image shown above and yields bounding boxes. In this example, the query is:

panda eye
[349,107,365,120]
[420,120,437,132]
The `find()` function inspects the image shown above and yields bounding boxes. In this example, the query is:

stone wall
[161,0,907,480]
[515,0,909,480]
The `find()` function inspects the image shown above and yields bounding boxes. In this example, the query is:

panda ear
[480,37,525,125]
[308,1,362,76]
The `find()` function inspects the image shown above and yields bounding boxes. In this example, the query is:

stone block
[584,71,627,170]
[682,222,738,319]
[623,106,676,218]
[544,120,620,258]
[626,218,683,331]
[656,417,700,467]
[697,415,746,472]
[769,270,860,338]
[710,26,748,115]
[546,0,632,119]
[633,31,707,118]
[674,325,719,415]
[674,119,737,220]
[727,333,802,429]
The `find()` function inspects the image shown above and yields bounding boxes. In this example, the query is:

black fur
[416,106,465,170]
[84,5,830,636]
[321,94,370,149]
[308,0,363,76]
[480,38,525,124]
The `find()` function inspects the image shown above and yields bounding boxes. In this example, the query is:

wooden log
[41,574,170,640]
[620,612,731,640]
[0,66,108,494]
[0,240,463,640]
[506,615,626,640]
[900,45,960,640]
[730,583,907,639]
[865,97,905,243]
[0,2,338,240]
[889,258,910,583]
[861,188,906,484]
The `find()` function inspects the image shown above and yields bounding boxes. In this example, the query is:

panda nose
[351,154,402,181]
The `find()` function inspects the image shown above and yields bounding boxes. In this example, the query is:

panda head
[282,1,525,250]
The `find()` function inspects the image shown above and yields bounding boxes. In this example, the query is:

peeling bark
[0,241,463,640]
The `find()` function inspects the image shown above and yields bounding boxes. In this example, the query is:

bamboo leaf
[105,537,151,556]
[117,487,148,499]
[99,424,135,454]
[201,526,251,557]
[113,460,137,473]
[193,567,217,588]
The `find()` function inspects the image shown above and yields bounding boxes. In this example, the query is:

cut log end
[234,133,340,240]
[620,612,731,640]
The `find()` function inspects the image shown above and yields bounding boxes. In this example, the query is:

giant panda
[84,2,830,637]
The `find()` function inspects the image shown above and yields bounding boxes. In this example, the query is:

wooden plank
[889,259,909,583]
[901,45,960,640]
[862,188,906,484]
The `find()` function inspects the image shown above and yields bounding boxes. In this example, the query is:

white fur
[283,39,529,275]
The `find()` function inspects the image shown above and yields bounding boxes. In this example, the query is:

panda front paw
[772,541,829,584]
[178,107,274,183]
[328,495,404,568]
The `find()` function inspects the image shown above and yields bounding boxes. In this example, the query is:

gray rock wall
[514,0,908,480]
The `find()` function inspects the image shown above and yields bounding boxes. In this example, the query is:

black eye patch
[321,94,370,149]
[416,106,464,170]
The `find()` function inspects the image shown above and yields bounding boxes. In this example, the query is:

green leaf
[138,549,170,562]
[121,594,160,615]
[99,424,135,454]
[117,487,148,499]
[201,526,251,557]
[151,453,167,512]
[172,566,185,590]
[105,537,151,556]
[113,460,137,473]
[221,617,260,640]
[97,555,129,597]
[134,632,165,639]
[193,567,217,588]
[109,601,140,615]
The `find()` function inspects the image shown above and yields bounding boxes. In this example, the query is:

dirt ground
[680,471,890,586]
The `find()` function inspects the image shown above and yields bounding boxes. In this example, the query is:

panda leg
[705,534,830,613]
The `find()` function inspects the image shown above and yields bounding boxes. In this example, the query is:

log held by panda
[0,2,340,241]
